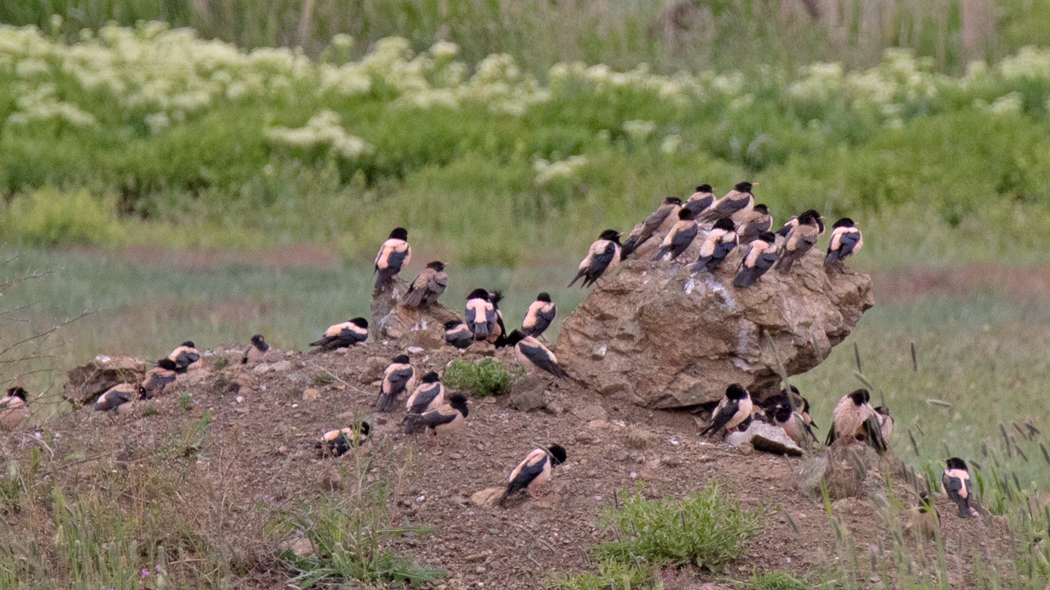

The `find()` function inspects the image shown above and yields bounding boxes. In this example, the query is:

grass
[546,558,657,590]
[442,357,522,398]
[594,484,762,570]
[750,571,812,590]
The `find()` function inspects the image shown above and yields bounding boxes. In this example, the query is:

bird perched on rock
[733,232,779,288]
[874,405,893,442]
[500,445,567,507]
[505,330,567,379]
[652,208,699,262]
[943,457,975,518]
[736,204,773,244]
[770,403,816,446]
[700,384,753,437]
[620,198,682,259]
[374,227,411,291]
[310,318,368,350]
[376,355,416,413]
[465,289,497,341]
[167,341,201,373]
[316,423,370,457]
[772,385,817,428]
[140,359,179,399]
[404,393,469,438]
[94,383,139,412]
[682,184,715,218]
[522,293,556,339]
[825,218,863,268]
[825,389,886,452]
[242,334,270,364]
[406,372,445,415]
[774,209,823,241]
[697,182,756,224]
[488,290,509,346]
[568,230,622,288]
[0,387,29,430]
[444,320,473,350]
[691,218,738,273]
[403,261,447,307]
[775,210,822,274]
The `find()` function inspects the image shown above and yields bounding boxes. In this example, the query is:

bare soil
[9,342,1017,589]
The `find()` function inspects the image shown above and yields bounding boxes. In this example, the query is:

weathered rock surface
[63,355,148,406]
[508,375,546,412]
[726,421,803,456]
[371,278,460,347]
[799,444,901,500]
[555,248,873,409]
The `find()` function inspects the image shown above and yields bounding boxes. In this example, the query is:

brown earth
[6,342,1018,589]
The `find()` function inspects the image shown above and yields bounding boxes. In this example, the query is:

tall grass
[2,0,1048,74]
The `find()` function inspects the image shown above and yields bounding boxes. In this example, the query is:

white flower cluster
[265,110,373,159]
[533,155,588,186]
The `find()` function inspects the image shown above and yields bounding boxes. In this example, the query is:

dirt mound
[7,344,1013,588]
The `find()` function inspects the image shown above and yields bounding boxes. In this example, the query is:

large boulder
[63,355,147,406]
[371,278,460,347]
[555,248,873,409]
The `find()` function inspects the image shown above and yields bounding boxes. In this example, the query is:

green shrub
[546,558,655,590]
[1,187,114,247]
[442,358,522,398]
[751,571,813,590]
[593,484,762,570]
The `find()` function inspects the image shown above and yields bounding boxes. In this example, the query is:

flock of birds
[0,182,976,514]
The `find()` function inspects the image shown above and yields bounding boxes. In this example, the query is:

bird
[652,208,699,261]
[681,184,715,218]
[907,491,940,539]
[310,318,368,350]
[521,292,557,339]
[700,384,753,437]
[404,393,469,438]
[167,341,201,373]
[620,198,682,259]
[374,227,412,291]
[94,383,139,412]
[691,218,738,273]
[0,387,29,430]
[943,457,975,518]
[316,422,370,457]
[499,445,568,506]
[444,320,473,350]
[825,218,864,268]
[732,232,779,288]
[568,230,622,288]
[465,289,497,341]
[242,334,270,364]
[874,405,893,442]
[775,209,822,274]
[488,290,509,346]
[736,204,773,244]
[402,261,447,307]
[140,359,179,398]
[825,389,886,452]
[773,385,817,429]
[697,182,756,224]
[775,209,824,239]
[504,330,567,378]
[376,355,415,413]
[405,372,445,415]
[770,403,816,446]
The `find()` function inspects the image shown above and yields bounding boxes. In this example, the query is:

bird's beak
[751,182,760,186]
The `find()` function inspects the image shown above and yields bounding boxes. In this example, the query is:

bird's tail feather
[567,272,585,288]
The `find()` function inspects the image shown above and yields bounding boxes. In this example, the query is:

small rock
[726,422,803,456]
[360,357,389,385]
[573,404,607,422]
[543,401,565,415]
[625,426,658,449]
[303,388,321,401]
[587,420,618,431]
[575,431,598,444]
[509,375,545,412]
[270,360,293,372]
[281,537,316,558]
[661,456,683,467]
[470,488,504,508]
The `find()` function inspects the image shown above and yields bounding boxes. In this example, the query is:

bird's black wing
[142,372,176,395]
[386,367,414,395]
[699,196,746,221]
[683,196,713,217]
[175,350,200,368]
[583,243,617,286]
[519,342,567,378]
[824,420,837,446]
[337,328,366,346]
[833,231,861,260]
[533,306,556,336]
[420,408,459,429]
[700,399,740,436]
[712,238,738,262]
[408,385,441,414]
[860,414,887,453]
[668,224,699,259]
[95,390,131,411]
[506,455,549,496]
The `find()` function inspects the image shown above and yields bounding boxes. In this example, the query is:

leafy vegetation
[442,357,522,398]
[546,558,657,590]
[594,485,762,570]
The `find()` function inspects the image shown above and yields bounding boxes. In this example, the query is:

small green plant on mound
[442,358,523,397]
[751,571,813,590]
[547,558,656,590]
[594,484,762,570]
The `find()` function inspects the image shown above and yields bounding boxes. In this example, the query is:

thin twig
[513,524,557,553]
